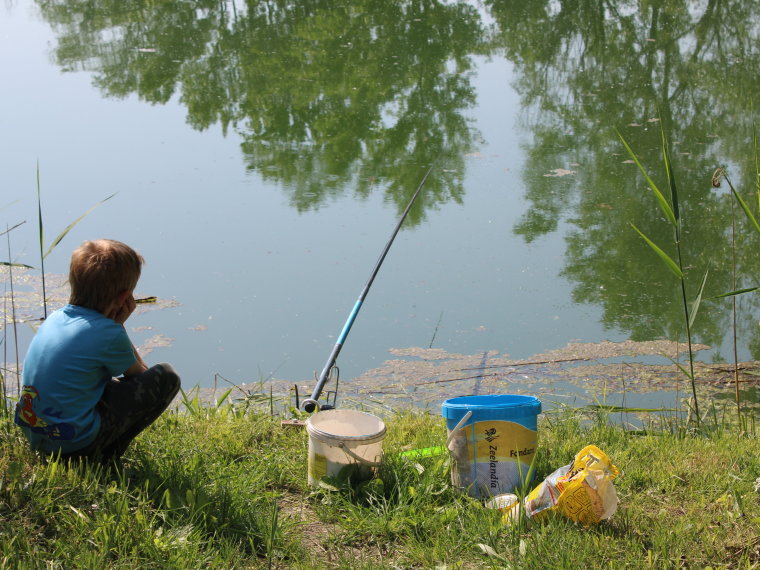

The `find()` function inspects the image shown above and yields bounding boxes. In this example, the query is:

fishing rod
[302,164,435,413]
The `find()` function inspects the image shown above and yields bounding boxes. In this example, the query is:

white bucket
[306,409,387,486]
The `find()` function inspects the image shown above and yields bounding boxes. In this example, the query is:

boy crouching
[15,239,180,464]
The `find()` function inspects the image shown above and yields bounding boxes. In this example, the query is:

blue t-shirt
[15,304,136,454]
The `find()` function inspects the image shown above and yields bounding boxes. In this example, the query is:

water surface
[2,0,759,411]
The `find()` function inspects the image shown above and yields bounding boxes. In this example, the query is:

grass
[1,400,758,568]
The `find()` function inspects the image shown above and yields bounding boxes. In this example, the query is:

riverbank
[184,345,760,424]
[1,403,758,568]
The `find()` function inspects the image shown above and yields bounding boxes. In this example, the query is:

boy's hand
[107,293,137,324]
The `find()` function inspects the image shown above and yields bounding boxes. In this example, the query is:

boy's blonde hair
[68,240,144,313]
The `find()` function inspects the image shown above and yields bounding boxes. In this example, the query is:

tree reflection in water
[37,0,760,358]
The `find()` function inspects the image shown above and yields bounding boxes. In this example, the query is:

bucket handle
[338,441,383,467]
[445,410,472,450]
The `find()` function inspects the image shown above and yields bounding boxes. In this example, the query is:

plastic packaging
[491,445,619,526]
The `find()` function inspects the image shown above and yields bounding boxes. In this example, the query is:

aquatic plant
[2,223,33,405]
[2,168,116,414]
[36,162,116,318]
[618,122,709,426]
[710,146,760,425]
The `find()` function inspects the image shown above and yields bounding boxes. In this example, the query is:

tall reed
[35,165,116,317]
[2,167,115,414]
[618,123,708,426]
[1,298,5,418]
[711,159,760,424]
[2,223,34,400]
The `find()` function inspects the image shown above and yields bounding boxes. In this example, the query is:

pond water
[2,1,759,412]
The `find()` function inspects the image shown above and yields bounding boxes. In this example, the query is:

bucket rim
[306,409,387,444]
[441,394,541,417]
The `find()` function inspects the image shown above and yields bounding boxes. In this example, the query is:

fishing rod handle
[303,342,343,412]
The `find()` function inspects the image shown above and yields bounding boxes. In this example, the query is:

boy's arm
[123,344,148,377]
[107,294,149,377]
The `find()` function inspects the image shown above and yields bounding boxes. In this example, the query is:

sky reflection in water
[2,0,759,412]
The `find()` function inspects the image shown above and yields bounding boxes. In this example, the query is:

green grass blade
[37,162,48,319]
[179,387,201,417]
[726,178,760,236]
[710,286,759,299]
[0,222,26,239]
[688,268,709,329]
[617,130,677,227]
[36,162,45,254]
[754,123,760,206]
[631,223,683,278]
[214,388,234,410]
[583,404,679,413]
[1,261,34,269]
[660,121,680,223]
[668,357,694,380]
[43,193,117,259]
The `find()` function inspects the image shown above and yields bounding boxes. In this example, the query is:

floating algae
[0,269,180,330]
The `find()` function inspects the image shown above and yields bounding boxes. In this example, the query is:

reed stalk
[5,226,21,396]
[1,168,114,413]
[35,170,117,316]
[619,124,707,426]
[36,162,48,319]
[730,195,740,423]
[2,224,35,408]
[713,164,760,426]
[1,294,6,419]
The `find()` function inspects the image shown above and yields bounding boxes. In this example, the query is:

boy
[15,239,180,464]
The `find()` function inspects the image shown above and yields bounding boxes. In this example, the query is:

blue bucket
[442,394,541,498]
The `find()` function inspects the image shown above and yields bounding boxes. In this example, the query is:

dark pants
[62,363,181,463]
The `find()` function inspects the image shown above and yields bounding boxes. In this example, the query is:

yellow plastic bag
[490,445,619,526]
